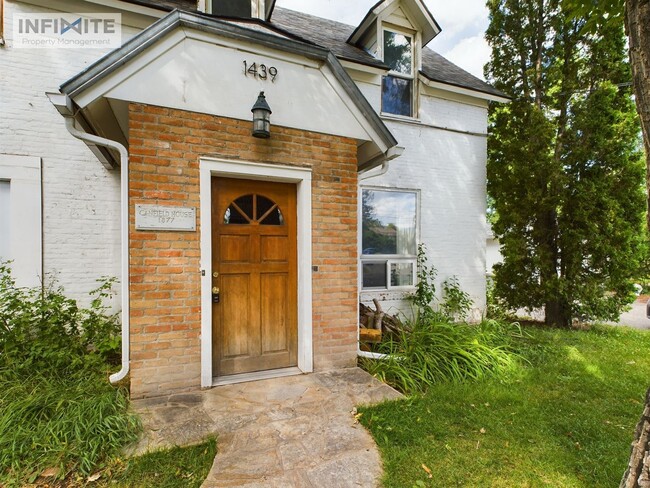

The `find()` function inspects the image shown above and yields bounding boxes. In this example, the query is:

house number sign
[135,204,196,232]
[243,60,278,82]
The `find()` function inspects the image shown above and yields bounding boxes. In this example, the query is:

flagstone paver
[130,368,402,487]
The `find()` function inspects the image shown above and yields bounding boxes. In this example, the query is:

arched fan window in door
[223,194,284,225]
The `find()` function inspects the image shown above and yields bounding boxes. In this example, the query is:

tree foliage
[486,0,647,327]
[564,0,650,232]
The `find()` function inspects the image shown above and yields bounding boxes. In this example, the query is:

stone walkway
[130,368,402,487]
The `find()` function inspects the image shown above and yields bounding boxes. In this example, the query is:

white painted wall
[0,0,141,304]
[358,81,489,320]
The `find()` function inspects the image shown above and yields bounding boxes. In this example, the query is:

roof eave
[59,9,399,169]
[418,72,510,103]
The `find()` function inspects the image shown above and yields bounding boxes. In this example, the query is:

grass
[99,438,218,488]
[359,324,650,487]
[0,367,218,486]
[0,367,141,485]
[360,319,524,394]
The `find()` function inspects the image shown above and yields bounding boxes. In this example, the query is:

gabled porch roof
[53,9,400,171]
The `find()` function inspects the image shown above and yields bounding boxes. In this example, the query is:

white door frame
[199,157,313,387]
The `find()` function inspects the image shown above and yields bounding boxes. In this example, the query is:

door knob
[212,287,220,294]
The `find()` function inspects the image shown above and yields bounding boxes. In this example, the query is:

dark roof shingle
[270,8,387,69]
[271,7,505,98]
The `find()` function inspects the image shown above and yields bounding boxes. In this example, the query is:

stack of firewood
[359,299,406,347]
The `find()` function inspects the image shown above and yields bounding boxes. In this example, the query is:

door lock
[212,287,220,304]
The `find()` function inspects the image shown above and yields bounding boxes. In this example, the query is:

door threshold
[212,366,303,387]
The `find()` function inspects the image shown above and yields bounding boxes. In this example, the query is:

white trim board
[199,158,313,388]
[0,155,42,288]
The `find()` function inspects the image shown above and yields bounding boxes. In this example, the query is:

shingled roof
[118,1,506,99]
[271,8,505,99]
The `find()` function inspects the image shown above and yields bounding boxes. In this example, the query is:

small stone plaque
[135,204,196,232]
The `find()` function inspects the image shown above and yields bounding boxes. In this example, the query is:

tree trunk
[620,387,650,487]
[545,299,571,328]
[625,0,650,231]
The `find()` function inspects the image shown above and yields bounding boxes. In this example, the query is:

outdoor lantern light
[251,91,272,138]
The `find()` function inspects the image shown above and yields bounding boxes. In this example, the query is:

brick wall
[128,103,358,398]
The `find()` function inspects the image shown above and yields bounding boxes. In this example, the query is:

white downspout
[359,146,404,181]
[64,116,130,384]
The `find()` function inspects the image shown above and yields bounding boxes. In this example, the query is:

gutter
[48,94,130,384]
[359,145,404,179]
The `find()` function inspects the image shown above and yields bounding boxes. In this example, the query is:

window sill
[361,286,416,292]
[380,113,422,125]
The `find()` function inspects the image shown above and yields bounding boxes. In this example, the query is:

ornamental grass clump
[0,263,140,485]
[360,318,524,395]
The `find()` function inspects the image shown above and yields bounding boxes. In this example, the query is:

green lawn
[99,438,217,488]
[359,324,650,487]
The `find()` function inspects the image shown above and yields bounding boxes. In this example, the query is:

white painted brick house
[0,0,506,396]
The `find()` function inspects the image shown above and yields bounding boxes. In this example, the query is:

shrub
[0,262,121,373]
[440,276,473,322]
[407,244,438,320]
[407,245,474,322]
[486,277,513,321]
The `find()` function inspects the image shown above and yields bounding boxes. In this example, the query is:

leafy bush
[407,245,474,322]
[486,277,513,321]
[0,262,121,373]
[360,318,525,395]
[0,264,139,484]
[441,276,473,321]
[408,244,438,320]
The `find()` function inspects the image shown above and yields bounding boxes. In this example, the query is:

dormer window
[381,29,414,117]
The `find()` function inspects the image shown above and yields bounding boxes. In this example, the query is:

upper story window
[381,29,414,117]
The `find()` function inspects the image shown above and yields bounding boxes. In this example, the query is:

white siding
[0,0,141,304]
[359,82,489,320]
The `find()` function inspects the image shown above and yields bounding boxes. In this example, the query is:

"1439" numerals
[243,61,278,82]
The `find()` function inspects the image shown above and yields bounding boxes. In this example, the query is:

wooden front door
[212,177,298,377]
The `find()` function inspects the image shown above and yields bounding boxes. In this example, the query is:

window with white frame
[381,29,414,117]
[361,189,417,289]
